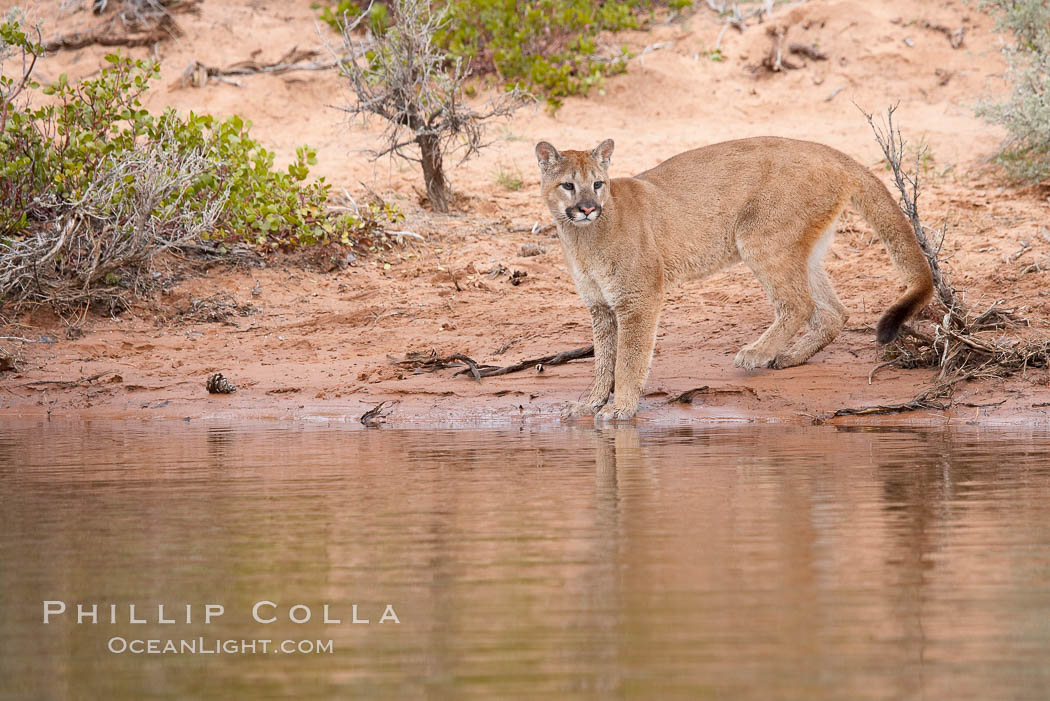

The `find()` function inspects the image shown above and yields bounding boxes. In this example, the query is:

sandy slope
[3,0,1050,425]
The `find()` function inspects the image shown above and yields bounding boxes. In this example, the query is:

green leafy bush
[0,31,398,248]
[436,0,640,107]
[976,0,1050,183]
[439,0,693,105]
[318,1,691,106]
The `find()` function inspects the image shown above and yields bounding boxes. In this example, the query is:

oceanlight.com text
[107,637,335,655]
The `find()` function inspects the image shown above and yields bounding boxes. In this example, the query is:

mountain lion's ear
[592,139,615,169]
[535,141,561,172]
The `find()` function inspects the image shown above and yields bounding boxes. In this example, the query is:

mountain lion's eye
[594,181,604,190]
[561,183,575,192]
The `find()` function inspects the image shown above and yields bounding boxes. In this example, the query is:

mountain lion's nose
[580,205,596,215]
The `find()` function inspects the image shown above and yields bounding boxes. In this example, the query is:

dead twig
[1008,240,1031,262]
[494,338,518,355]
[360,399,398,426]
[825,87,846,102]
[830,396,948,417]
[921,20,965,49]
[868,360,897,384]
[23,370,114,388]
[671,385,759,403]
[44,22,174,50]
[509,222,554,236]
[860,103,957,311]
[788,42,828,60]
[958,399,1007,408]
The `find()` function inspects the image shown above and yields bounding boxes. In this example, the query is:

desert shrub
[0,138,224,311]
[976,0,1050,182]
[0,17,401,311]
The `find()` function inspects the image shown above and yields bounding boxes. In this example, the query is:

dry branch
[830,394,948,417]
[468,345,594,378]
[43,0,200,52]
[395,351,487,380]
[671,385,758,403]
[174,47,341,89]
[44,21,175,50]
[392,345,594,381]
[393,349,479,373]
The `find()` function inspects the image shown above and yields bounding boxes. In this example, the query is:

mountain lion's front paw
[561,400,603,419]
[595,404,637,422]
[733,347,776,371]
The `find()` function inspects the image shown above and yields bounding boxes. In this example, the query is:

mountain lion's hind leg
[772,261,848,369]
[734,250,813,371]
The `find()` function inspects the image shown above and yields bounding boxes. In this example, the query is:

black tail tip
[876,305,909,345]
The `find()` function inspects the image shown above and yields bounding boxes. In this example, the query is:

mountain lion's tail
[850,169,934,344]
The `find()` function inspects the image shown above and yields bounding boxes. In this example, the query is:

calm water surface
[2,421,1050,700]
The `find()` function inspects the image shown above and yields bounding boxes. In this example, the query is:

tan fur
[534,136,934,421]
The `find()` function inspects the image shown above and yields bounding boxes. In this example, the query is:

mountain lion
[534,136,933,420]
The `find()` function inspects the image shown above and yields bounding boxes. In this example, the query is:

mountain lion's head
[535,139,615,228]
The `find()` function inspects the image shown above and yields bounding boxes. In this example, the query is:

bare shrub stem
[336,0,522,212]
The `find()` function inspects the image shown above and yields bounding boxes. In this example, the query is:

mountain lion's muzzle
[567,201,601,224]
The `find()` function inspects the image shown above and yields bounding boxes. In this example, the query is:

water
[2,421,1050,700]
